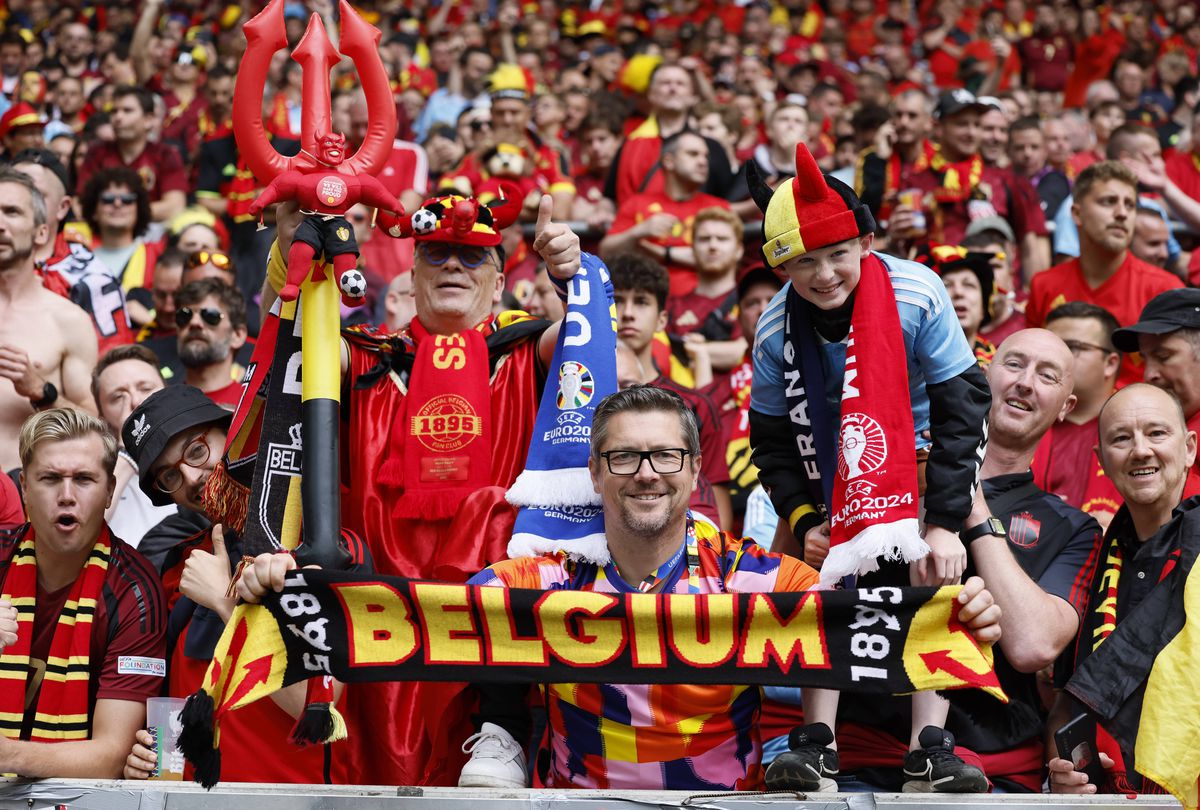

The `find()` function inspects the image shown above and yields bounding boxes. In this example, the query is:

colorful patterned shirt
[469,519,819,790]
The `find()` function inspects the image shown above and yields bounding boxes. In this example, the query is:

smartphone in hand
[1055,713,1108,789]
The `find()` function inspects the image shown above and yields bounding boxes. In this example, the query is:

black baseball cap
[10,148,71,196]
[1111,289,1200,353]
[934,88,989,120]
[737,265,783,301]
[123,385,233,506]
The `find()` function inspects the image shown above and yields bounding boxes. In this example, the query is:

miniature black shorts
[294,215,359,260]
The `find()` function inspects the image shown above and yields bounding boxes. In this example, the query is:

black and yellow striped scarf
[0,527,110,742]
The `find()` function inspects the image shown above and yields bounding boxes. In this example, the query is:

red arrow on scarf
[217,654,275,715]
[919,649,1000,689]
[213,617,275,714]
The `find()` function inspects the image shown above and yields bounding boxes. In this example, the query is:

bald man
[835,330,1102,792]
[1051,383,1200,795]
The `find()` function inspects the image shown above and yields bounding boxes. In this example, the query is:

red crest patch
[1007,512,1041,548]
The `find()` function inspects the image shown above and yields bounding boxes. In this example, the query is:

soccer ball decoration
[339,269,367,298]
[411,207,439,235]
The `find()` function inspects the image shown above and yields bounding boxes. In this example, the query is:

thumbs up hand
[181,523,237,623]
[531,194,581,280]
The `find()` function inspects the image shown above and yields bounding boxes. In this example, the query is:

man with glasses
[1037,303,1124,527]
[164,279,247,407]
[121,385,354,782]
[262,187,579,786]
[221,385,1003,789]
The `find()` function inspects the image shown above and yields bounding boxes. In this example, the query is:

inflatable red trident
[234,0,401,569]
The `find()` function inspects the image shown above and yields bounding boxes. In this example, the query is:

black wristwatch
[31,381,58,410]
[961,516,1006,544]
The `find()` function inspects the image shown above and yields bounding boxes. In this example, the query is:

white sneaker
[457,722,528,788]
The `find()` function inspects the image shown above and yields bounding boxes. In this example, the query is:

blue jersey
[749,252,975,451]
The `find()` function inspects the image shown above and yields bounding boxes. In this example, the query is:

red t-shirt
[76,141,188,202]
[649,375,730,526]
[979,308,1027,348]
[1031,417,1122,517]
[1067,150,1101,181]
[1026,252,1183,386]
[0,526,166,739]
[358,140,428,284]
[911,164,1046,246]
[0,475,21,527]
[665,288,739,338]
[1165,150,1200,204]
[1019,34,1074,91]
[609,190,731,297]
[203,379,244,408]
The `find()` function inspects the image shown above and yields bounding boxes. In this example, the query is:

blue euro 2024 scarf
[506,252,617,564]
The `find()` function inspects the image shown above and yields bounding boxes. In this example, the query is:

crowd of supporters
[0,0,1198,796]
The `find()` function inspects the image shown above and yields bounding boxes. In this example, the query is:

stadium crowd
[0,0,1199,797]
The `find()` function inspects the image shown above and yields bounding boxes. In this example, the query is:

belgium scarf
[202,294,305,556]
[507,253,616,563]
[380,317,492,520]
[782,253,926,587]
[180,571,1007,786]
[0,527,110,742]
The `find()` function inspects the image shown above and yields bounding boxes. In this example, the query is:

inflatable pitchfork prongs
[232,0,398,572]
[233,0,396,181]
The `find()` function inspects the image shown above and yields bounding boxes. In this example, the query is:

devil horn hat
[754,143,876,269]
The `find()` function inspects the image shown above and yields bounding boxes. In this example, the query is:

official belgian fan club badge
[411,394,482,482]
[319,175,348,206]
[412,395,482,453]
[556,360,594,410]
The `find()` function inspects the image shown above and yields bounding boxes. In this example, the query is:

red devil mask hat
[747,143,876,269]
[387,183,522,248]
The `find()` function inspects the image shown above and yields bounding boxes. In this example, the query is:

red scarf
[0,526,111,742]
[819,256,925,585]
[380,318,493,520]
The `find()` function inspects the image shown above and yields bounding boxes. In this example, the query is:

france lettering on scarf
[507,252,618,564]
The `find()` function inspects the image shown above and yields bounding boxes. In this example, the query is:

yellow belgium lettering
[628,593,665,667]
[740,591,829,668]
[479,587,546,665]
[413,583,482,664]
[539,591,623,665]
[667,593,736,666]
[432,334,467,370]
[331,582,419,666]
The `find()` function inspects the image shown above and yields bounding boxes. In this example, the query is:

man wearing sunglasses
[169,279,248,407]
[261,189,581,786]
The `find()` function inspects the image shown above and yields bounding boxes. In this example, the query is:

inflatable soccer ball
[411,207,439,235]
[339,269,367,298]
